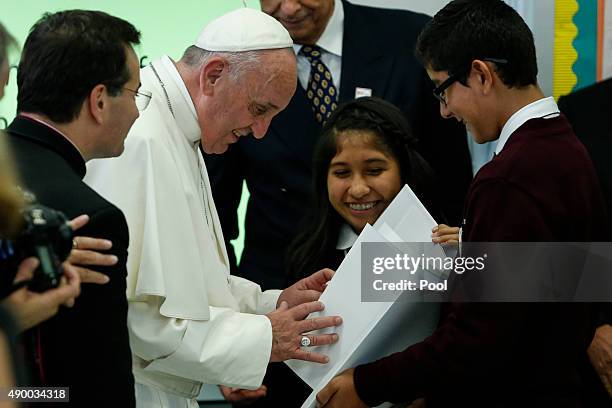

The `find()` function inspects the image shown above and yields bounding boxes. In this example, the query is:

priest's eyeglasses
[124,87,152,111]
[433,58,508,106]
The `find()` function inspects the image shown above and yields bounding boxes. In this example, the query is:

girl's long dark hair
[285,97,443,282]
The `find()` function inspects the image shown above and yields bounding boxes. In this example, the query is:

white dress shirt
[294,0,344,90]
[495,96,560,154]
[336,222,358,254]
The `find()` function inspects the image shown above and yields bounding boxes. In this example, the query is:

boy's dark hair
[415,0,537,88]
[17,10,141,123]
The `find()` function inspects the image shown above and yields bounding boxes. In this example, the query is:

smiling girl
[286,96,456,283]
[244,97,458,407]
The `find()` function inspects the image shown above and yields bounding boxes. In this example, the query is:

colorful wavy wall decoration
[554,0,603,99]
[597,0,605,80]
[554,0,579,99]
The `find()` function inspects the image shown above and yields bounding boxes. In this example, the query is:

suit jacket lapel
[339,0,396,102]
[268,0,398,168]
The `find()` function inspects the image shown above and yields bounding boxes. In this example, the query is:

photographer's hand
[68,214,116,284]
[2,258,81,331]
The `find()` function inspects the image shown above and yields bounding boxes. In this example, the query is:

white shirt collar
[157,55,201,145]
[292,0,344,56]
[337,222,358,251]
[495,96,560,154]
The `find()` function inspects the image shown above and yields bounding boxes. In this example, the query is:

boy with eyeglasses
[316,1,608,407]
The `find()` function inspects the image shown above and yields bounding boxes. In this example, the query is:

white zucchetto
[195,8,293,52]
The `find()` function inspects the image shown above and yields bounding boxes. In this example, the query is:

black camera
[16,204,73,292]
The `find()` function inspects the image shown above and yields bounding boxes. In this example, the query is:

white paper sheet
[285,225,392,388]
[287,184,444,408]
[374,184,437,241]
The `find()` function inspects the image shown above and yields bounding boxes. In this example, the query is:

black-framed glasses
[124,87,152,111]
[433,57,508,105]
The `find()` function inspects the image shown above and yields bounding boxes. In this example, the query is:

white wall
[349,0,555,96]
[348,0,448,16]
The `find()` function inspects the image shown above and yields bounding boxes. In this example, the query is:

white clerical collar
[158,55,201,145]
[495,96,560,154]
[292,0,344,57]
[337,222,358,251]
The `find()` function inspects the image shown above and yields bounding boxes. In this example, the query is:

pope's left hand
[316,368,367,408]
[277,268,334,308]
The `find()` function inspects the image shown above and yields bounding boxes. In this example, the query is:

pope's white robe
[85,56,280,403]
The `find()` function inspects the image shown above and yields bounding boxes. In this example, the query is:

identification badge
[354,87,372,98]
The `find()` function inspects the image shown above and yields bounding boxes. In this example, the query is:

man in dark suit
[558,78,612,222]
[317,1,607,406]
[559,79,612,401]
[6,10,145,406]
[205,0,473,291]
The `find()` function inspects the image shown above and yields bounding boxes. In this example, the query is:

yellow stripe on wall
[554,0,579,100]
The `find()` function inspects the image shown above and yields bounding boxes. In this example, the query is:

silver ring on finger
[72,239,78,249]
[300,336,311,347]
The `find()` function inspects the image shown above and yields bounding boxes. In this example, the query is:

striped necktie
[301,45,339,124]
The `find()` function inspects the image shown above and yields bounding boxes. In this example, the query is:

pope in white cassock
[85,8,342,408]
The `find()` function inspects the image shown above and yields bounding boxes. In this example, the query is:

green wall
[1,0,260,119]
[1,0,254,260]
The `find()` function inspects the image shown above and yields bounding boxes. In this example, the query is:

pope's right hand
[266,301,341,363]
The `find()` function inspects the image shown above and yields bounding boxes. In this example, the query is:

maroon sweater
[353,115,607,407]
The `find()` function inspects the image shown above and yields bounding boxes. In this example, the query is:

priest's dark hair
[415,0,537,88]
[285,97,442,282]
[17,10,141,123]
